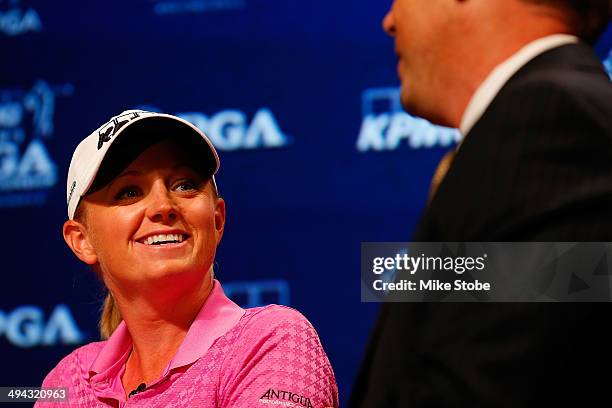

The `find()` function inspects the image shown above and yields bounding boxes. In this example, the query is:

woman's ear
[214,197,226,246]
[63,219,98,265]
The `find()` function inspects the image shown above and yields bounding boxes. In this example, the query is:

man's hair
[522,0,612,43]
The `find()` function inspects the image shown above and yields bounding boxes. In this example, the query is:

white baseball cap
[66,109,220,219]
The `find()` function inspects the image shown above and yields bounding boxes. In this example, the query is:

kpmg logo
[357,87,461,152]
[151,0,245,15]
[0,0,42,36]
[0,80,73,207]
[0,304,84,348]
[141,106,290,151]
[604,48,612,80]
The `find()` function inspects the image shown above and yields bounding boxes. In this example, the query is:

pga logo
[179,108,289,151]
[0,305,84,348]
[0,81,72,194]
[139,106,290,151]
[0,0,42,37]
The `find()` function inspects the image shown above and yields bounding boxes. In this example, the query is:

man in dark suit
[350,1,612,406]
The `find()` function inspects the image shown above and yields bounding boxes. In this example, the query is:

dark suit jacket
[350,42,612,407]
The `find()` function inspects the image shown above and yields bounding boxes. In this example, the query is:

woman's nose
[145,182,178,223]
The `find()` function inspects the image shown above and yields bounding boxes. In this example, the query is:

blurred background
[1,0,611,404]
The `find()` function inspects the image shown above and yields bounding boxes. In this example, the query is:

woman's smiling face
[77,138,225,296]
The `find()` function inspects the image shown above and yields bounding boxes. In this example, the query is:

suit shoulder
[486,65,612,138]
[508,60,612,115]
[513,42,611,96]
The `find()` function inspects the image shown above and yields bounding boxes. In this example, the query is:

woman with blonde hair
[37,110,338,407]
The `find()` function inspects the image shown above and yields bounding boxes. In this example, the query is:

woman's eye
[115,187,141,200]
[174,180,198,192]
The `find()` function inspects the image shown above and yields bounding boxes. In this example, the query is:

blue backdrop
[1,0,611,404]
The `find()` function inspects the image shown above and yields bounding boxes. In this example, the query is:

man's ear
[63,219,98,265]
[214,197,226,246]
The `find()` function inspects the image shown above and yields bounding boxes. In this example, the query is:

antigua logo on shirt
[259,388,313,408]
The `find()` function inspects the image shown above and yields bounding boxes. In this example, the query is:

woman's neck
[112,275,214,396]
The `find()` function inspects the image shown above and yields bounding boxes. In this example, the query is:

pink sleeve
[218,306,339,408]
[34,343,99,407]
[34,354,75,407]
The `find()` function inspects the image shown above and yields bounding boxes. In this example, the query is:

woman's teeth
[144,234,185,245]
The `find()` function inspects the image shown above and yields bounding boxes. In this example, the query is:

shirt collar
[167,279,245,370]
[88,279,244,384]
[459,34,579,136]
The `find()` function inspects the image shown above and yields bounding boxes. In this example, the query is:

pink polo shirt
[36,281,338,408]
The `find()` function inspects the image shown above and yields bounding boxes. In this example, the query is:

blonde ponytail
[99,292,122,339]
[73,205,123,339]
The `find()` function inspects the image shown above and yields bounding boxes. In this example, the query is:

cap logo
[97,111,142,150]
[67,180,76,205]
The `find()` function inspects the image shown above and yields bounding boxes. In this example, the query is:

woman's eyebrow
[171,164,204,176]
[117,170,143,178]
[105,165,197,191]
[106,170,143,190]
[172,163,192,170]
